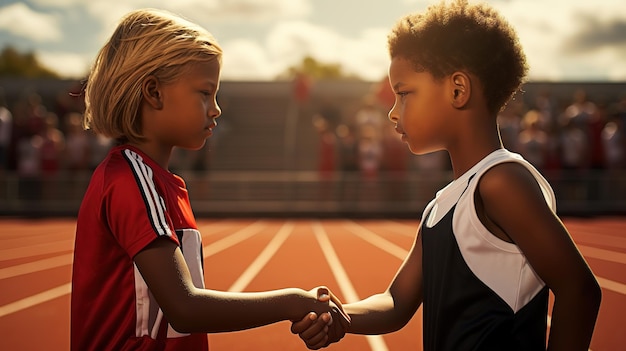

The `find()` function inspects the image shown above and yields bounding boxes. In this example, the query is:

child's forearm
[547,280,602,351]
[170,288,325,333]
[344,293,414,335]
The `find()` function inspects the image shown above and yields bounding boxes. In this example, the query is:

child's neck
[447,119,502,179]
[126,141,172,171]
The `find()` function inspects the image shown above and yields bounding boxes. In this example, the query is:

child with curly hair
[292,1,601,350]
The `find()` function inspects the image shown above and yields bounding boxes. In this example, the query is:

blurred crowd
[0,86,113,201]
[1,81,625,206]
[498,89,626,173]
[312,85,626,180]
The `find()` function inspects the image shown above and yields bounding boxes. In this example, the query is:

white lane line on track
[0,221,258,279]
[203,220,266,258]
[0,221,259,280]
[228,222,293,292]
[0,240,75,261]
[346,221,626,295]
[0,253,73,279]
[312,221,389,351]
[344,221,409,259]
[0,221,266,317]
[578,245,626,265]
[197,219,241,239]
[0,283,71,318]
[384,220,420,236]
[597,277,626,295]
[343,220,610,351]
[571,231,626,250]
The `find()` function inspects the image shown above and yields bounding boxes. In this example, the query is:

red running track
[0,217,624,350]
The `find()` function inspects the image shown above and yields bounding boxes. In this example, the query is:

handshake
[292,286,351,350]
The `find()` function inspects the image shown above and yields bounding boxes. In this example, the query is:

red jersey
[71,145,208,351]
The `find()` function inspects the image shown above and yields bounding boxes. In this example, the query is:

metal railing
[1,170,624,217]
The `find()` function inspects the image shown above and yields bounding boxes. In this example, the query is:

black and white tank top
[420,148,555,351]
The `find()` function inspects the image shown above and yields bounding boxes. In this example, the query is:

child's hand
[291,286,350,349]
[291,312,330,349]
[316,287,351,344]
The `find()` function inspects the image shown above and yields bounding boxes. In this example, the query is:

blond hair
[84,8,222,143]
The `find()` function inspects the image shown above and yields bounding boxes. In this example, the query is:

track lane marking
[566,228,626,249]
[197,219,244,240]
[384,220,420,237]
[0,253,73,279]
[228,222,293,292]
[597,277,626,295]
[344,221,409,259]
[0,219,226,260]
[346,221,626,294]
[0,240,74,261]
[312,221,389,351]
[578,245,626,265]
[0,283,71,318]
[1,215,624,350]
[0,221,266,317]
[203,220,266,258]
[0,221,261,280]
[343,220,614,351]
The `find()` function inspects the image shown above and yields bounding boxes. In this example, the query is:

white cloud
[4,0,625,81]
[37,51,91,78]
[31,0,311,24]
[555,46,626,81]
[262,21,390,81]
[388,0,626,81]
[31,0,83,5]
[221,39,276,80]
[266,21,342,65]
[491,0,626,81]
[179,0,312,20]
[0,3,61,42]
[334,28,390,81]
[9,0,314,81]
[221,23,389,81]
[28,0,315,67]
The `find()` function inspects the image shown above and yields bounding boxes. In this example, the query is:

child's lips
[204,123,216,136]
[394,126,407,141]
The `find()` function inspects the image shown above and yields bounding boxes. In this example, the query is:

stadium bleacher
[0,78,624,217]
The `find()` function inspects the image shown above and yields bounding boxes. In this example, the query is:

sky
[0,0,625,82]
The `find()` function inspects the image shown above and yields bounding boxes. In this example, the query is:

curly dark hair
[388,0,528,114]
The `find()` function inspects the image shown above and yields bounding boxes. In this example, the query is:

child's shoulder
[477,151,539,190]
[94,146,145,184]
[476,158,555,213]
[101,145,152,169]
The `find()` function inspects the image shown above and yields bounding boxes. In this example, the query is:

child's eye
[396,91,409,100]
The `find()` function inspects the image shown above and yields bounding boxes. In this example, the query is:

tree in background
[277,56,360,81]
[0,46,59,78]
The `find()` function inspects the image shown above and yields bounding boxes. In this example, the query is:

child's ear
[449,71,471,109]
[142,75,163,110]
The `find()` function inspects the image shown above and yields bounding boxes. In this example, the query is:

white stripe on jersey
[133,264,151,337]
[123,149,171,237]
[134,155,170,235]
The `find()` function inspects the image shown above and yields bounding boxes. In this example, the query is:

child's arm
[343,232,423,334]
[292,231,425,347]
[477,162,601,351]
[134,236,337,333]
